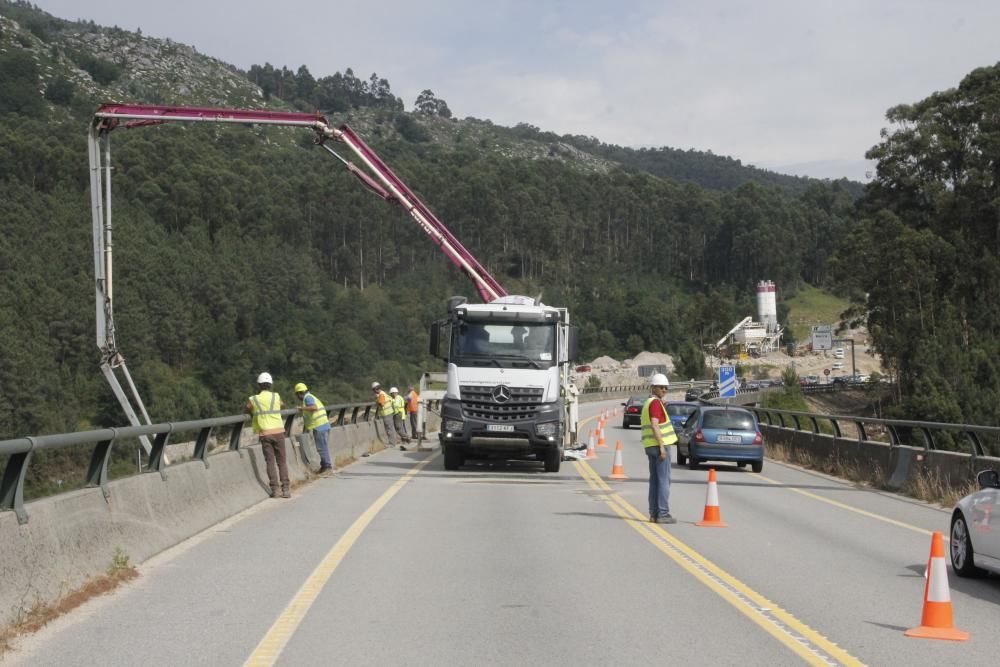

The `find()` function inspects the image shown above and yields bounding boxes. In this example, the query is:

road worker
[642,373,678,523]
[295,382,332,473]
[245,372,290,498]
[405,385,420,441]
[372,381,398,447]
[390,386,410,445]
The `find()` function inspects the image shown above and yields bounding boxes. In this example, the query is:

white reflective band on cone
[927,557,951,603]
[706,483,720,506]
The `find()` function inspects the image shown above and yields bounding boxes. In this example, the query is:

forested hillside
[7,0,983,441]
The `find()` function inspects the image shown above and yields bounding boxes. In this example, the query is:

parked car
[620,395,647,429]
[950,469,1000,577]
[665,401,699,432]
[676,406,764,472]
[833,348,845,359]
[684,387,701,401]
[832,361,844,370]
[575,364,592,372]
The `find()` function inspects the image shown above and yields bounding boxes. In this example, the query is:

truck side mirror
[429,321,440,357]
[567,326,579,363]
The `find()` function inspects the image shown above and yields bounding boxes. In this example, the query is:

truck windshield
[452,322,556,368]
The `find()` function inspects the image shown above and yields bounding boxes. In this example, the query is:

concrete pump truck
[89,104,579,471]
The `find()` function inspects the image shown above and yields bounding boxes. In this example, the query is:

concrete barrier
[761,425,1000,495]
[0,426,384,629]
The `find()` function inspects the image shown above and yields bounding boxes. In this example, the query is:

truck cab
[431,296,578,472]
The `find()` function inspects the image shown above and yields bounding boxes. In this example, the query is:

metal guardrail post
[887,425,900,446]
[193,426,212,468]
[85,433,116,499]
[350,406,360,424]
[0,444,32,525]
[830,419,842,438]
[363,405,372,421]
[283,413,295,436]
[229,422,244,453]
[335,407,346,426]
[855,421,868,442]
[965,430,985,457]
[809,416,819,434]
[147,432,171,479]
[792,415,802,431]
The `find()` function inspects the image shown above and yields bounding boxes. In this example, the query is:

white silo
[756,280,778,333]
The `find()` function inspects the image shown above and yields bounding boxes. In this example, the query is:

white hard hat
[389,386,399,393]
[257,372,273,384]
[649,373,669,387]
[371,381,381,389]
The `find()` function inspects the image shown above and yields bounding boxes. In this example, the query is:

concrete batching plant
[713,280,784,357]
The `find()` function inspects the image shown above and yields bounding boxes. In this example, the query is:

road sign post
[719,366,737,398]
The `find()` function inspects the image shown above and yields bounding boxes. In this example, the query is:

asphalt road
[7,397,1000,666]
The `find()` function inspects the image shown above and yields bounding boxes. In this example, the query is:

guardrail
[0,401,378,524]
[751,407,999,458]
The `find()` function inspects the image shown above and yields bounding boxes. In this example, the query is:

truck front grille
[460,385,543,421]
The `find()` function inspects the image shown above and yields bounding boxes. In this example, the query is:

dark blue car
[676,406,764,472]
[665,401,699,432]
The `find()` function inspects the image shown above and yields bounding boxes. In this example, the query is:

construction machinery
[88,104,579,466]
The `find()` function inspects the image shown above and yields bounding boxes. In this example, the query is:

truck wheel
[443,446,463,471]
[544,449,561,473]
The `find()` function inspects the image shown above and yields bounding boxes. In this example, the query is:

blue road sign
[719,365,737,397]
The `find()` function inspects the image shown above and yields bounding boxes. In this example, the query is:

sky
[29,0,1000,181]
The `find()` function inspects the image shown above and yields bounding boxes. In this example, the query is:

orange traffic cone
[696,468,728,527]
[609,440,629,480]
[597,424,607,448]
[905,531,969,641]
[586,430,597,460]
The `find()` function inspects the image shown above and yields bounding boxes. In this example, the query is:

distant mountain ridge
[0,1,859,195]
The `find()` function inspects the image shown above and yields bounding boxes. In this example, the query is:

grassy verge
[0,548,137,658]
[766,441,978,508]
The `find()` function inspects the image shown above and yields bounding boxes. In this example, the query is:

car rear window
[628,395,647,405]
[667,404,697,418]
[703,411,754,430]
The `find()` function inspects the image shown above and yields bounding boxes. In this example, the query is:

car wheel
[621,421,628,429]
[751,459,763,473]
[951,512,983,578]
[676,450,687,466]
[688,455,700,470]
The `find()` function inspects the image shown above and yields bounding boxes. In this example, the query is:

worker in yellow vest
[641,373,678,523]
[372,381,398,447]
[390,387,411,446]
[245,372,290,498]
[295,382,332,473]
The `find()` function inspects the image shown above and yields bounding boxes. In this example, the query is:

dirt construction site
[571,328,886,388]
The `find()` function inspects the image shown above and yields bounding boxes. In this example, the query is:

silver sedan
[951,469,1000,577]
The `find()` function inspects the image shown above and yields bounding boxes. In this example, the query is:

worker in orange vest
[406,385,420,441]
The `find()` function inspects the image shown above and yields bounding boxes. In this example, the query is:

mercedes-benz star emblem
[491,385,512,403]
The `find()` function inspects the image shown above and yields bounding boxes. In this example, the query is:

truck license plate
[486,424,514,432]
[716,435,741,443]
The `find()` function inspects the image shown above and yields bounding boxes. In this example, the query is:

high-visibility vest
[640,396,678,448]
[406,391,419,413]
[375,390,394,417]
[392,394,406,416]
[249,390,284,434]
[299,392,330,431]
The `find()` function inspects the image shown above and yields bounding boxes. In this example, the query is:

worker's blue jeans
[312,427,332,468]
[646,446,671,517]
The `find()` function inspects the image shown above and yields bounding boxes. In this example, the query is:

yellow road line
[756,472,942,540]
[245,455,435,666]
[574,460,864,667]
